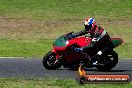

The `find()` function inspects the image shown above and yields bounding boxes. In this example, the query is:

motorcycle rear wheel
[96,50,118,71]
[42,51,62,70]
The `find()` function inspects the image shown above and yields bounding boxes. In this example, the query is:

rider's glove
[71,34,76,38]
[67,34,76,40]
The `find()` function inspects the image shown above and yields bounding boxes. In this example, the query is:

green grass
[0,38,53,57]
[0,0,131,20]
[0,78,132,88]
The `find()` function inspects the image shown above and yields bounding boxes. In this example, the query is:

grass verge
[0,0,131,20]
[0,78,132,88]
[0,38,53,57]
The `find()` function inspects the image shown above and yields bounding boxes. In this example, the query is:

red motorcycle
[42,32,123,71]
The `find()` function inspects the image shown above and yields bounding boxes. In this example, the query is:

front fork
[52,49,60,59]
[52,49,62,64]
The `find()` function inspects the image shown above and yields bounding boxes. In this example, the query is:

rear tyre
[42,51,62,70]
[96,50,118,71]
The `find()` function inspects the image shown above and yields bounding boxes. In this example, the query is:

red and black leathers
[73,26,114,54]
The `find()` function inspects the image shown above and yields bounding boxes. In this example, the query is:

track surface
[0,58,132,79]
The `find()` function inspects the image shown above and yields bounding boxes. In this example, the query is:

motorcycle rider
[68,17,114,65]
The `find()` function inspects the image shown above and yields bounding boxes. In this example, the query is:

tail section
[111,38,123,47]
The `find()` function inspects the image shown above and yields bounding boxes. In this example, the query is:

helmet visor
[85,25,92,31]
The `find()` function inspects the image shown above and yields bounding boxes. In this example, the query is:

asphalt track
[0,58,132,80]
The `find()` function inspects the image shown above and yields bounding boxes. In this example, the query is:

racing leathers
[71,26,114,59]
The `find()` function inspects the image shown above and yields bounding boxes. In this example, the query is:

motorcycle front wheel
[42,51,63,70]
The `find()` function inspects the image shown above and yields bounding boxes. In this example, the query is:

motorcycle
[42,32,123,71]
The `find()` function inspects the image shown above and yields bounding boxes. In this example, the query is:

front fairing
[53,35,78,51]
[54,35,68,47]
[53,34,92,52]
[75,37,92,47]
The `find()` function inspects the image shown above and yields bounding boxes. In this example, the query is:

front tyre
[96,50,118,71]
[42,51,62,70]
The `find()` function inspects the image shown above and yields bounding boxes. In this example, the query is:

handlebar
[64,32,75,40]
